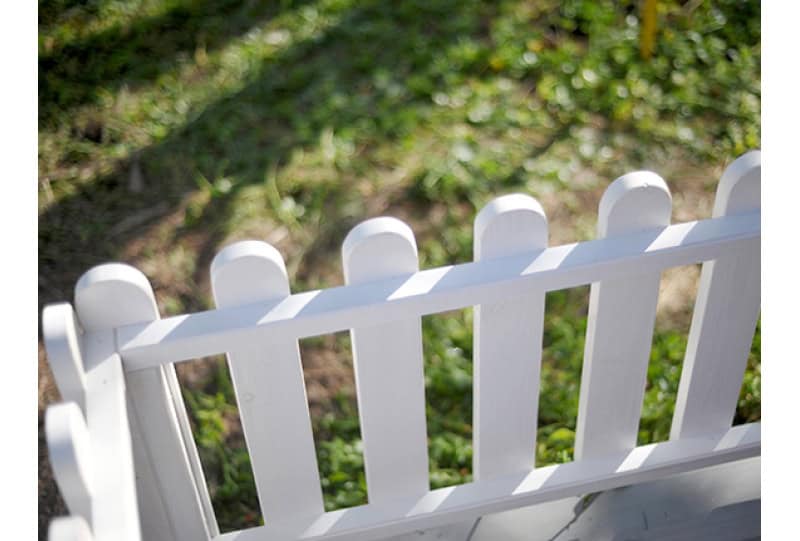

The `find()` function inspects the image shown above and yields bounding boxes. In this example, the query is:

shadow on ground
[39,0,583,312]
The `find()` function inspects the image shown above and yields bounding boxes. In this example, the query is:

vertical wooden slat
[671,151,761,439]
[42,303,87,414]
[44,300,141,541]
[473,194,548,479]
[342,217,429,504]
[46,402,94,525]
[81,337,140,541]
[74,264,216,541]
[211,241,324,521]
[575,172,672,460]
[48,517,94,541]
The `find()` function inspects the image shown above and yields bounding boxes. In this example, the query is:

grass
[39,0,760,533]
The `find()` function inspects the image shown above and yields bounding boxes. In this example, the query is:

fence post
[74,264,216,541]
[473,194,548,479]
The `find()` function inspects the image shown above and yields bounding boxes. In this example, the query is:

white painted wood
[80,336,140,541]
[74,264,216,541]
[44,312,141,540]
[46,402,93,524]
[211,240,324,521]
[342,217,430,504]
[471,456,760,541]
[383,520,479,541]
[117,212,759,371]
[44,154,763,540]
[473,194,548,479]
[49,517,94,541]
[42,303,87,413]
[671,151,761,440]
[44,304,141,541]
[575,172,672,460]
[125,406,175,540]
[216,423,759,541]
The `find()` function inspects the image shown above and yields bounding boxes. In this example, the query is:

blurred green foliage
[39,0,760,532]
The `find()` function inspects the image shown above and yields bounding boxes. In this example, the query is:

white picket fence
[43,151,761,541]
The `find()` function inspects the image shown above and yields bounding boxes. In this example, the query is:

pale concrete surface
[471,456,760,541]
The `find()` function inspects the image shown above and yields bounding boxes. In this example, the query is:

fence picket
[42,151,763,541]
[473,194,548,479]
[74,264,216,541]
[46,402,93,524]
[671,151,761,439]
[81,343,139,541]
[342,217,429,503]
[574,172,672,460]
[42,304,87,414]
[211,241,324,521]
[116,211,760,370]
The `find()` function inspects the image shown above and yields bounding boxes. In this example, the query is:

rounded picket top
[342,217,419,284]
[341,216,429,503]
[49,516,93,541]
[74,263,159,331]
[713,150,761,217]
[211,238,325,519]
[598,171,672,237]
[472,193,548,480]
[46,402,93,523]
[474,193,548,260]
[42,303,87,413]
[211,240,290,306]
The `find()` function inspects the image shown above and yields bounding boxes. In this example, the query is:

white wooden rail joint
[43,151,761,541]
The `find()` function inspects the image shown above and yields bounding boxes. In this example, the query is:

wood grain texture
[342,217,430,504]
[473,194,548,479]
[575,172,672,459]
[671,151,761,439]
[211,241,324,521]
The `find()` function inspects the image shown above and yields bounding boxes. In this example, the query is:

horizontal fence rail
[216,423,760,541]
[117,211,759,371]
